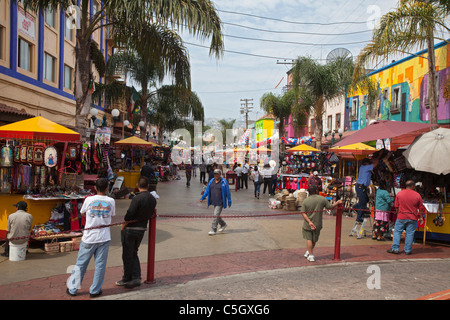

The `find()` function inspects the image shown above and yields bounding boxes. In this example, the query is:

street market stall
[402,128,450,242]
[0,116,86,241]
[114,136,160,189]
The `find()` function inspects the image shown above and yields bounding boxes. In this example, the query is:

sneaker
[218,224,227,232]
[307,255,315,262]
[208,230,216,236]
[124,279,141,289]
[115,280,128,286]
[387,249,400,254]
[89,290,102,298]
[66,288,77,297]
[304,250,310,258]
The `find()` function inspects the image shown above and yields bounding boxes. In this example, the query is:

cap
[213,169,222,175]
[313,171,319,176]
[13,201,28,210]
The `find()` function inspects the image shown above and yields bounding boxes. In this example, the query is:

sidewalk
[0,173,449,300]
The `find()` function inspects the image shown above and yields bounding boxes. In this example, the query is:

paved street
[0,172,449,301]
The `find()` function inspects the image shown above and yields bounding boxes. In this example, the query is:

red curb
[0,244,449,300]
[417,289,450,300]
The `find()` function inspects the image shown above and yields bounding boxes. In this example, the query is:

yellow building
[255,114,275,143]
[0,0,118,129]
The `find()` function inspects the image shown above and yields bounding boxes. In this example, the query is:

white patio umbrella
[402,127,450,175]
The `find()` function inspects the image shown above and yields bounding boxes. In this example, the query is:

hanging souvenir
[27,146,34,163]
[0,146,13,167]
[20,145,28,163]
[33,145,44,165]
[68,145,77,160]
[14,146,20,163]
[44,146,57,168]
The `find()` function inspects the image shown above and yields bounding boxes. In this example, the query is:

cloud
[179,0,400,122]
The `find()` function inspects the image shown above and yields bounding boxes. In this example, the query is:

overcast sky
[178,0,402,122]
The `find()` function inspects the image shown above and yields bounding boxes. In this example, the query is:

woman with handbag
[251,166,263,199]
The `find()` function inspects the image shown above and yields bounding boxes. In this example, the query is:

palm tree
[290,56,354,150]
[218,119,236,142]
[150,85,205,145]
[19,0,224,133]
[353,0,450,126]
[105,27,190,137]
[260,90,297,140]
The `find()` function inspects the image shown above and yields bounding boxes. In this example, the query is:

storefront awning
[0,116,81,142]
[332,120,434,149]
[115,136,160,147]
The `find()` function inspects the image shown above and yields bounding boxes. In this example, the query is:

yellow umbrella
[115,136,160,147]
[256,146,271,152]
[0,116,80,142]
[329,142,377,154]
[286,144,320,152]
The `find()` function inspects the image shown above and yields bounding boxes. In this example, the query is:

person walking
[388,180,424,255]
[353,154,381,222]
[234,163,243,190]
[1,201,33,258]
[373,180,394,241]
[242,160,250,190]
[262,163,273,195]
[200,169,232,235]
[66,178,115,298]
[199,160,206,183]
[251,166,262,199]
[300,186,342,262]
[185,162,192,187]
[116,177,157,288]
[307,171,322,192]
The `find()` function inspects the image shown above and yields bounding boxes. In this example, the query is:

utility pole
[240,98,254,130]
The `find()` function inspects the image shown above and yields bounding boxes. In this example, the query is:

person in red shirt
[387,180,424,255]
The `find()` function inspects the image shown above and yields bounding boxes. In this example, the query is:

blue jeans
[353,184,369,222]
[67,240,110,295]
[254,181,261,196]
[391,219,417,253]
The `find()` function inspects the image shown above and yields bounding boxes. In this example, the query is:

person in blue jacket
[200,169,232,235]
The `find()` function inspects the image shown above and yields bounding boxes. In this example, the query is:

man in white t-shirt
[241,159,250,190]
[67,178,115,298]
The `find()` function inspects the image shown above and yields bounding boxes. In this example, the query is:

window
[44,7,55,28]
[0,25,4,60]
[64,65,72,90]
[64,15,73,41]
[351,97,359,120]
[335,113,341,130]
[92,2,99,15]
[391,87,401,114]
[44,52,55,82]
[327,115,332,130]
[18,38,32,72]
[309,119,315,134]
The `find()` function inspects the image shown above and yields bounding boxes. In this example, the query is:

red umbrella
[332,120,434,150]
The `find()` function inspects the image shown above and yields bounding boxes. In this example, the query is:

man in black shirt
[116,177,157,289]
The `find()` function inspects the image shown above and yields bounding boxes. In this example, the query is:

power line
[217,8,377,26]
[224,33,371,46]
[223,21,372,36]
[185,41,296,60]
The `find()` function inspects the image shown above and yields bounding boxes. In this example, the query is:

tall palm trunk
[426,26,438,127]
[314,96,325,150]
[74,37,93,135]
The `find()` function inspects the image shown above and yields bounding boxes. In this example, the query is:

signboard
[18,7,36,41]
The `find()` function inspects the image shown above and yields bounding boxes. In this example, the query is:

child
[373,180,394,241]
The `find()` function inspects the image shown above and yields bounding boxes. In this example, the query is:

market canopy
[0,116,81,142]
[115,136,160,147]
[332,120,434,149]
[286,144,320,152]
[329,143,377,155]
[403,127,450,175]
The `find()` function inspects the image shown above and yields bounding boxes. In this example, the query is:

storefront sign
[18,7,36,40]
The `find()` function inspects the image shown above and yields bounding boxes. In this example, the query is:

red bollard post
[145,209,157,284]
[333,204,343,261]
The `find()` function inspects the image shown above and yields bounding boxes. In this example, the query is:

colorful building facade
[0,0,113,128]
[346,40,450,131]
[255,114,275,143]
